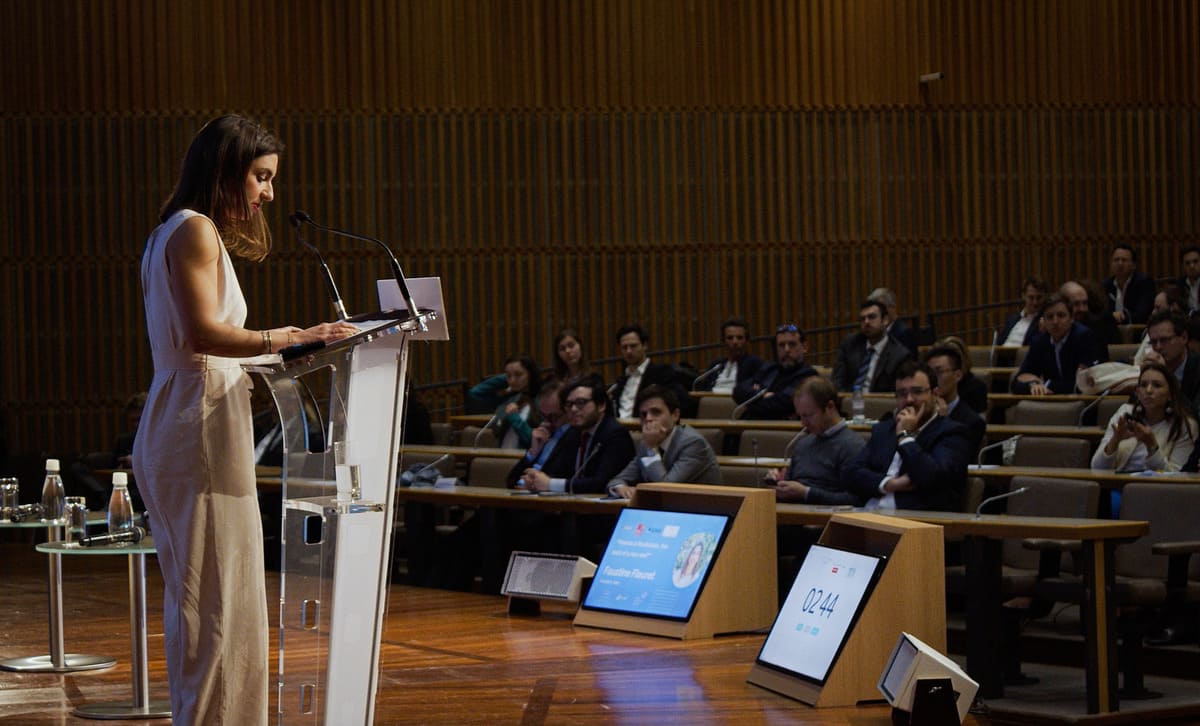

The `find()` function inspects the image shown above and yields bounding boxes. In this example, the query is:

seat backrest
[736,429,801,458]
[1011,437,1093,469]
[1095,396,1127,429]
[1107,343,1141,365]
[863,396,895,422]
[1116,482,1200,580]
[961,476,985,514]
[430,422,454,446]
[457,426,497,448]
[696,395,737,420]
[691,427,725,454]
[719,464,768,488]
[968,347,993,369]
[1014,346,1030,367]
[466,456,515,488]
[1117,324,1144,345]
[1003,475,1100,570]
[1006,399,1085,426]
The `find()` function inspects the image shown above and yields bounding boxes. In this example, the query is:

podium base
[74,700,172,720]
[0,653,115,672]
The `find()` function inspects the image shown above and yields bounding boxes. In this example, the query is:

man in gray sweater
[766,375,866,505]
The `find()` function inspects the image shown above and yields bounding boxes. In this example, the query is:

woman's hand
[288,321,360,347]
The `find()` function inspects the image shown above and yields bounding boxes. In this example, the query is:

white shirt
[619,358,649,418]
[1003,311,1037,346]
[712,360,738,393]
[865,413,940,510]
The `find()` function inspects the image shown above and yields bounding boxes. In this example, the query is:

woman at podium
[132,115,357,725]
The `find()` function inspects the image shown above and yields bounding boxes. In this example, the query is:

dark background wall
[1,0,1197,459]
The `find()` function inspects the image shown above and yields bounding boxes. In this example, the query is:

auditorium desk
[968,464,1200,490]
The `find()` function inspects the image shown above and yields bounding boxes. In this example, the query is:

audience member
[831,300,914,394]
[1132,287,1187,366]
[998,275,1049,346]
[694,317,765,394]
[933,335,988,413]
[469,355,542,448]
[924,344,986,455]
[868,287,920,353]
[1138,311,1200,415]
[552,329,591,382]
[610,324,686,419]
[732,323,818,420]
[1013,293,1109,395]
[843,361,972,511]
[1102,243,1155,325]
[764,376,866,505]
[1092,362,1197,473]
[504,381,569,487]
[607,386,721,499]
[1062,279,1121,347]
[514,374,636,494]
[1177,246,1200,315]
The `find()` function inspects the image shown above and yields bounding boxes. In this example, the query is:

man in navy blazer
[512,374,636,494]
[693,317,765,393]
[844,361,972,512]
[997,276,1049,347]
[1102,244,1156,325]
[1012,293,1109,395]
[831,300,914,394]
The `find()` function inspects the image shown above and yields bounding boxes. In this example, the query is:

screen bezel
[579,507,732,623]
[754,543,887,686]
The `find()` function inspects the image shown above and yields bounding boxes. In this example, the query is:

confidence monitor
[580,508,731,622]
[754,544,887,687]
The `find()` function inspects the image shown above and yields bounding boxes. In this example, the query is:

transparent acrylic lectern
[247,282,443,725]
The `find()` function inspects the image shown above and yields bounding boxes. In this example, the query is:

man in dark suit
[831,300,914,394]
[1062,279,1121,347]
[1102,244,1156,325]
[1012,293,1109,395]
[1141,310,1200,415]
[611,324,689,419]
[924,344,986,456]
[998,275,1049,347]
[732,323,818,420]
[693,317,765,394]
[512,373,636,495]
[868,287,920,353]
[844,361,972,512]
[607,385,721,498]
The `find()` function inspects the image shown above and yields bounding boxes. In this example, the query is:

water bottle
[851,385,865,424]
[40,458,65,521]
[107,472,134,533]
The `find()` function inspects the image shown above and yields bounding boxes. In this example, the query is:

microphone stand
[473,410,504,448]
[974,434,1022,467]
[1077,386,1114,427]
[289,213,349,321]
[291,210,422,325]
[692,363,723,391]
[732,388,768,419]
[975,486,1029,518]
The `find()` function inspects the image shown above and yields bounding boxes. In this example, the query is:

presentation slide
[582,508,730,621]
[756,544,885,684]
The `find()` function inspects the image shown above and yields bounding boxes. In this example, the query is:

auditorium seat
[696,395,736,419]
[466,457,515,488]
[692,427,725,455]
[1118,324,1145,344]
[1033,482,1200,697]
[737,429,801,458]
[1010,437,1093,469]
[1005,399,1085,426]
[458,426,498,448]
[720,464,768,488]
[1107,343,1141,364]
[1095,396,1128,428]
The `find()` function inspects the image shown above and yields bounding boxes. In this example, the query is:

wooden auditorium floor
[0,541,991,725]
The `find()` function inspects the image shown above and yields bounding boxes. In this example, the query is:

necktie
[575,431,591,472]
[854,346,875,390]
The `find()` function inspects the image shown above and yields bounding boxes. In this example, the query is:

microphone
[607,382,620,400]
[1077,387,1114,427]
[732,388,768,419]
[80,525,146,547]
[472,410,504,448]
[975,434,1022,467]
[400,454,450,487]
[692,363,723,390]
[751,436,759,477]
[566,440,604,496]
[975,486,1029,518]
[289,213,349,321]
[782,429,808,458]
[290,210,421,323]
[989,328,999,365]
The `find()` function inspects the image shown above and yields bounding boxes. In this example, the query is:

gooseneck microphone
[290,211,421,323]
[692,363,723,390]
[974,434,1023,467]
[732,388,768,419]
[289,212,349,321]
[80,525,146,547]
[975,486,1029,518]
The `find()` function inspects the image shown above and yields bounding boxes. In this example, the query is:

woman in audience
[553,328,591,381]
[469,355,543,448]
[935,335,988,413]
[1092,361,1198,473]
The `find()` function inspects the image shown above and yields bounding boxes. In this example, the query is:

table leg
[0,525,115,673]
[73,553,171,719]
[963,535,1004,699]
[1080,539,1119,714]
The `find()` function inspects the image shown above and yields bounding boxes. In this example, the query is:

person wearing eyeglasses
[923,344,986,456]
[844,361,972,512]
[515,373,635,494]
[1138,310,1200,416]
[606,385,721,499]
[731,323,818,420]
[831,299,915,394]
[1013,293,1109,395]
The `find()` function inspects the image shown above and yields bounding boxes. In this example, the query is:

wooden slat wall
[1,0,1197,458]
